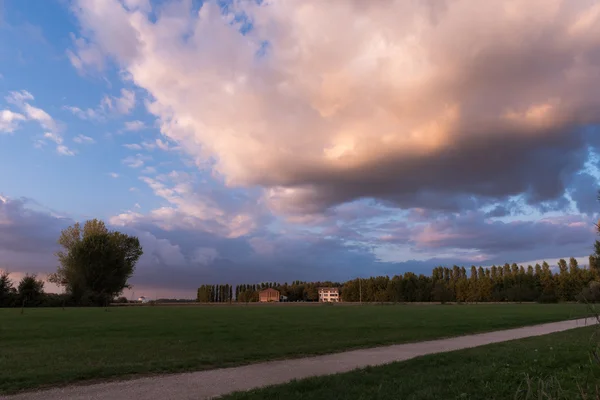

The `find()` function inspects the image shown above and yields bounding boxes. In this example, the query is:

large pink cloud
[68,0,600,214]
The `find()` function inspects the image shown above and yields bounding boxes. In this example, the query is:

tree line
[341,257,599,303]
[197,284,234,302]
[196,258,600,304]
[197,281,342,303]
[0,272,49,307]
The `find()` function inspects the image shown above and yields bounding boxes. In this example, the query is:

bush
[576,281,600,303]
[39,293,72,307]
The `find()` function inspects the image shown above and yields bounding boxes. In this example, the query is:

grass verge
[0,303,591,394]
[222,325,600,400]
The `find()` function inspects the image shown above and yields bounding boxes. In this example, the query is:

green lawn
[222,325,600,400]
[0,303,592,394]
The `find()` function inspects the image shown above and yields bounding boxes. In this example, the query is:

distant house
[280,295,288,302]
[138,296,150,304]
[259,288,280,302]
[318,287,340,302]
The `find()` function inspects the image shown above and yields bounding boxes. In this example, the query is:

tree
[197,285,213,303]
[17,274,45,306]
[0,271,16,307]
[50,219,143,306]
[593,192,600,278]
[577,281,600,303]
[432,281,452,303]
[556,259,570,301]
[304,284,319,302]
[538,262,557,302]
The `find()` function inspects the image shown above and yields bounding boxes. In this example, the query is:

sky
[1,0,600,299]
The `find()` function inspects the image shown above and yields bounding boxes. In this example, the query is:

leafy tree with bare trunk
[49,219,143,306]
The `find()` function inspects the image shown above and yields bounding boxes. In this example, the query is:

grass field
[0,303,592,394]
[222,325,600,400]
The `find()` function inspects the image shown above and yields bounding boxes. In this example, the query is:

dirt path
[2,318,596,400]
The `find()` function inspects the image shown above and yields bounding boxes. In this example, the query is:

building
[259,288,280,302]
[318,287,340,302]
[137,296,150,304]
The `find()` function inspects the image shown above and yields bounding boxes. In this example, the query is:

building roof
[259,288,280,293]
[317,287,339,291]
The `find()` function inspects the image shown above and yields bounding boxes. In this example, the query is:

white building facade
[318,287,340,302]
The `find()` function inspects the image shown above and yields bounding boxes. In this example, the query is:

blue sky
[1,0,600,298]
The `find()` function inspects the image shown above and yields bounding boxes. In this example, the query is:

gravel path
[3,317,597,400]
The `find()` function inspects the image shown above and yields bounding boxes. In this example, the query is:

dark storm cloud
[568,172,600,215]
[271,126,593,215]
[0,197,71,255]
[410,211,595,256]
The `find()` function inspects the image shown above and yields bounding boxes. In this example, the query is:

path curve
[3,317,597,400]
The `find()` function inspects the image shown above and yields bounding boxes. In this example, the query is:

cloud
[68,0,600,216]
[122,153,151,168]
[122,0,151,13]
[110,171,266,238]
[56,145,76,156]
[190,247,218,265]
[73,134,96,144]
[109,172,120,178]
[138,138,175,152]
[567,171,600,215]
[123,120,145,131]
[5,91,77,156]
[43,132,76,156]
[65,88,136,122]
[6,91,59,132]
[43,132,63,144]
[123,143,142,150]
[375,209,597,264]
[63,105,102,121]
[103,89,136,115]
[0,196,71,273]
[0,110,26,133]
[66,32,106,74]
